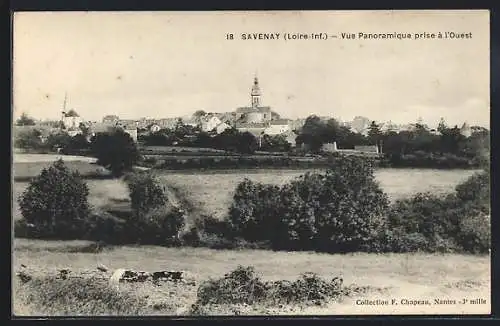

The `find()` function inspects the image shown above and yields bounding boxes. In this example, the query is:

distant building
[282,130,299,147]
[350,116,371,135]
[215,122,232,134]
[264,119,291,135]
[102,115,120,124]
[61,109,83,130]
[88,122,138,142]
[354,145,379,154]
[149,123,161,133]
[158,118,178,129]
[201,115,223,132]
[460,122,472,138]
[322,142,338,153]
[235,76,272,124]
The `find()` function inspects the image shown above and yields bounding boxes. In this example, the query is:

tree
[261,134,291,152]
[45,132,72,151]
[323,118,342,143]
[237,131,258,154]
[16,113,36,126]
[367,121,382,146]
[437,118,448,134]
[14,128,44,150]
[79,122,90,138]
[297,115,327,152]
[18,159,90,237]
[90,129,140,177]
[193,110,207,124]
[64,134,90,154]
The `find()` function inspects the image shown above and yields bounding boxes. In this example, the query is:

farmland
[11,155,480,222]
[156,168,481,220]
[13,238,491,315]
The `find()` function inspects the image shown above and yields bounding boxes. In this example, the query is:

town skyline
[13,11,490,127]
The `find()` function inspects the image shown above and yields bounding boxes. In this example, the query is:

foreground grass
[13,239,490,316]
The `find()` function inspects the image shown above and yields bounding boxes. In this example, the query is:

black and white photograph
[11,10,491,316]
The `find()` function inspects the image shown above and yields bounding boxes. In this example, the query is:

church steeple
[251,75,261,108]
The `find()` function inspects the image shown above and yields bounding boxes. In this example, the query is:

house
[264,119,290,135]
[61,109,83,129]
[215,122,232,134]
[149,123,161,133]
[158,118,178,129]
[350,116,371,134]
[282,130,299,147]
[201,115,222,132]
[460,122,472,138]
[88,122,138,142]
[354,145,379,154]
[235,122,267,138]
[102,115,120,124]
[67,126,82,137]
[322,142,338,153]
[181,117,199,127]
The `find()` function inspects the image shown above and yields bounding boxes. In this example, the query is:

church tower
[251,76,261,108]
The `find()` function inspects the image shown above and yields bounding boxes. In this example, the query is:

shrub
[132,205,185,245]
[125,171,167,218]
[387,192,460,240]
[124,171,185,245]
[227,156,390,252]
[457,213,491,254]
[228,179,282,242]
[90,129,140,177]
[195,265,345,307]
[83,209,128,244]
[196,266,269,305]
[304,156,390,252]
[17,159,90,239]
[455,170,490,213]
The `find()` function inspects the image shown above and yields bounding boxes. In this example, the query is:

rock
[97,264,108,272]
[58,269,71,279]
[16,271,32,283]
[109,268,127,288]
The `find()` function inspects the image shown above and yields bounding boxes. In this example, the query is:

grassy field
[13,238,490,315]
[157,168,481,219]
[11,155,481,221]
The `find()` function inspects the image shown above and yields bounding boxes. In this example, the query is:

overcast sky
[13,10,489,127]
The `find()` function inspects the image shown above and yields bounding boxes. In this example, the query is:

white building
[201,115,223,132]
[263,119,290,136]
[149,124,161,133]
[61,109,83,130]
[215,122,232,134]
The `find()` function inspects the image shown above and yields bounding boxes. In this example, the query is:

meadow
[13,238,491,315]
[12,158,480,222]
[11,154,489,315]
[156,168,481,220]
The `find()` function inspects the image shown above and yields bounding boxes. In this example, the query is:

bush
[457,213,491,254]
[387,192,459,241]
[17,159,90,239]
[383,169,491,254]
[123,171,185,245]
[227,156,390,252]
[455,170,490,212]
[196,266,268,305]
[90,129,140,177]
[228,179,282,242]
[195,265,345,307]
[125,171,167,218]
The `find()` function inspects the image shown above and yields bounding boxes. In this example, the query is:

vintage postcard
[12,10,490,316]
